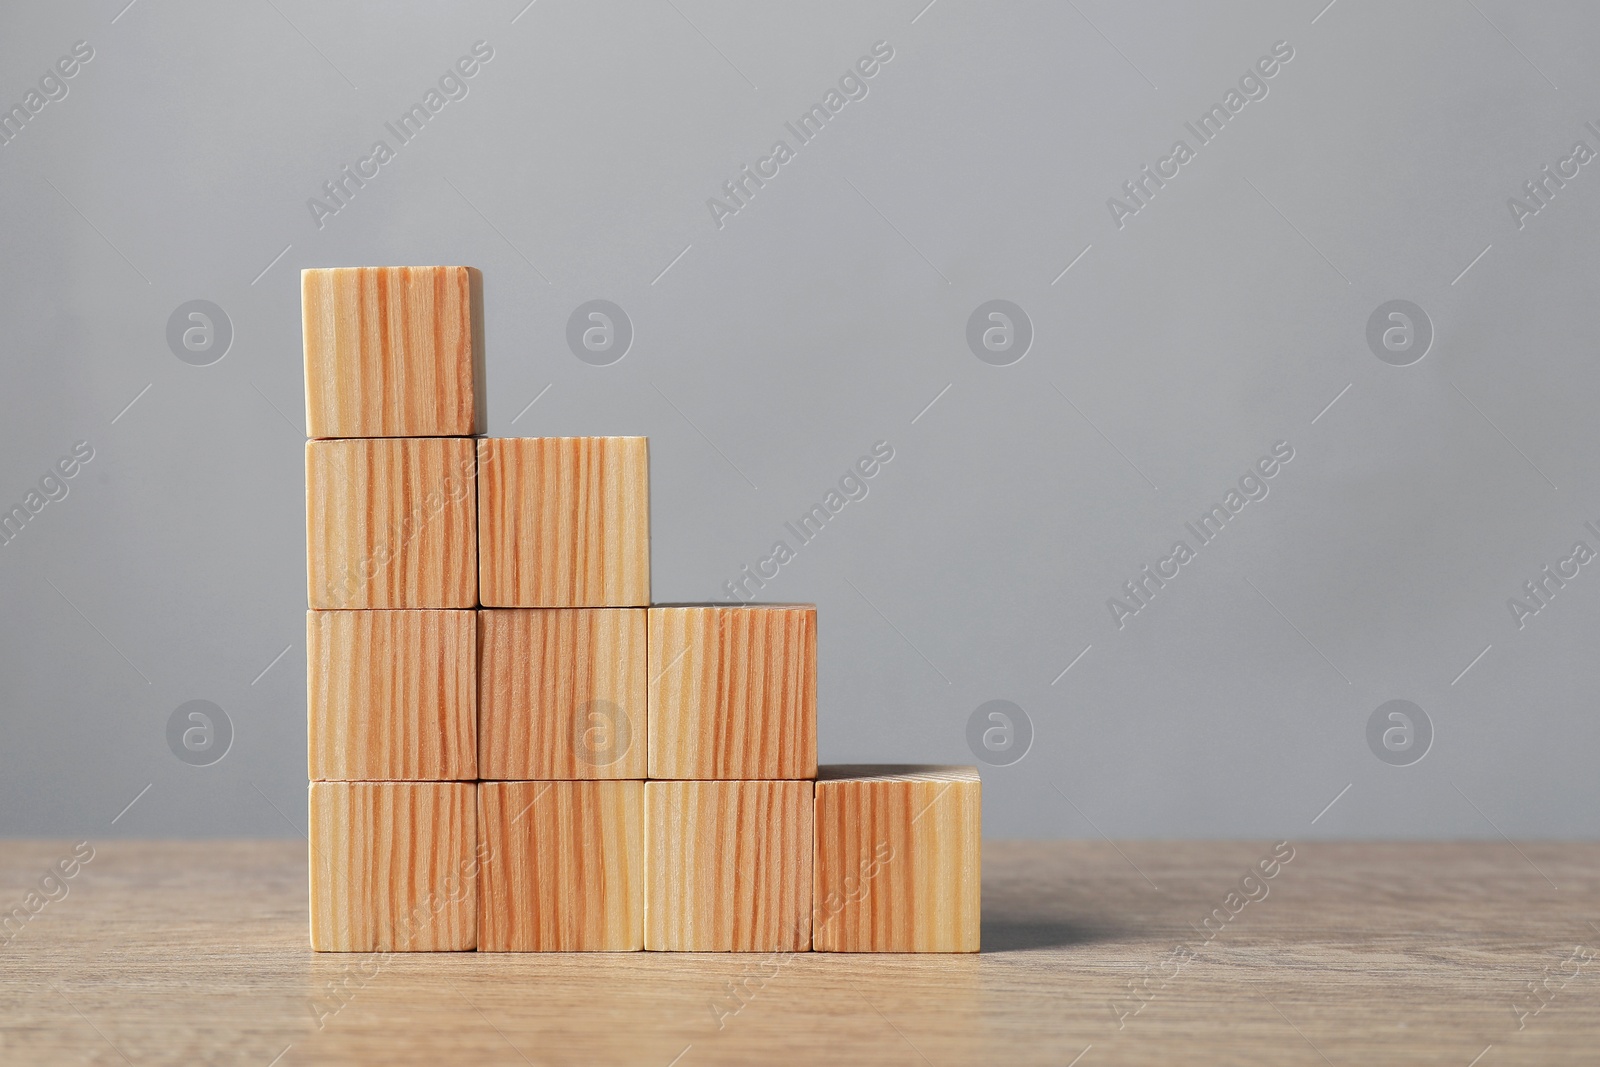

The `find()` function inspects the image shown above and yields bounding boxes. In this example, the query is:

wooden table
[2,840,1596,1065]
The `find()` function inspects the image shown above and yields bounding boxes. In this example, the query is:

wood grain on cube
[478,608,645,779]
[308,781,479,951]
[813,765,980,952]
[477,437,649,608]
[478,781,643,951]
[644,780,812,951]
[307,610,476,781]
[302,266,485,439]
[647,605,816,780]
[306,438,477,609]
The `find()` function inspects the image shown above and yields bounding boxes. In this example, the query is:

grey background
[2,0,1594,840]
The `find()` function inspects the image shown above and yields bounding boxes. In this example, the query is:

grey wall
[2,0,1595,840]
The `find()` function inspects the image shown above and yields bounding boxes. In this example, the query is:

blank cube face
[478,782,643,951]
[645,780,812,951]
[309,782,480,951]
[647,606,816,780]
[477,437,649,608]
[478,608,645,779]
[307,438,477,609]
[302,266,485,439]
[307,610,476,781]
[813,766,981,952]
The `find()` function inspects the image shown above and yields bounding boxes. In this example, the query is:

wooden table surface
[2,840,1597,1065]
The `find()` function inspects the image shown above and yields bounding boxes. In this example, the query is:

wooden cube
[647,605,816,780]
[478,608,645,779]
[477,437,649,608]
[307,438,477,609]
[307,610,476,781]
[478,781,643,951]
[644,780,812,951]
[302,266,485,439]
[812,766,980,952]
[308,781,479,951]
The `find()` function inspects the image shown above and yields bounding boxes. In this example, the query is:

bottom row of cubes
[308,767,980,953]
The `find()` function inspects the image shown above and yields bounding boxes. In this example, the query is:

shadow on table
[981,917,1125,952]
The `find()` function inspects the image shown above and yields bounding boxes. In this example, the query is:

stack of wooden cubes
[303,265,979,954]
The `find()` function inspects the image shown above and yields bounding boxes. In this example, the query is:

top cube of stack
[303,266,485,439]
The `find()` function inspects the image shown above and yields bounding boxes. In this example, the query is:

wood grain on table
[2,840,1597,1065]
